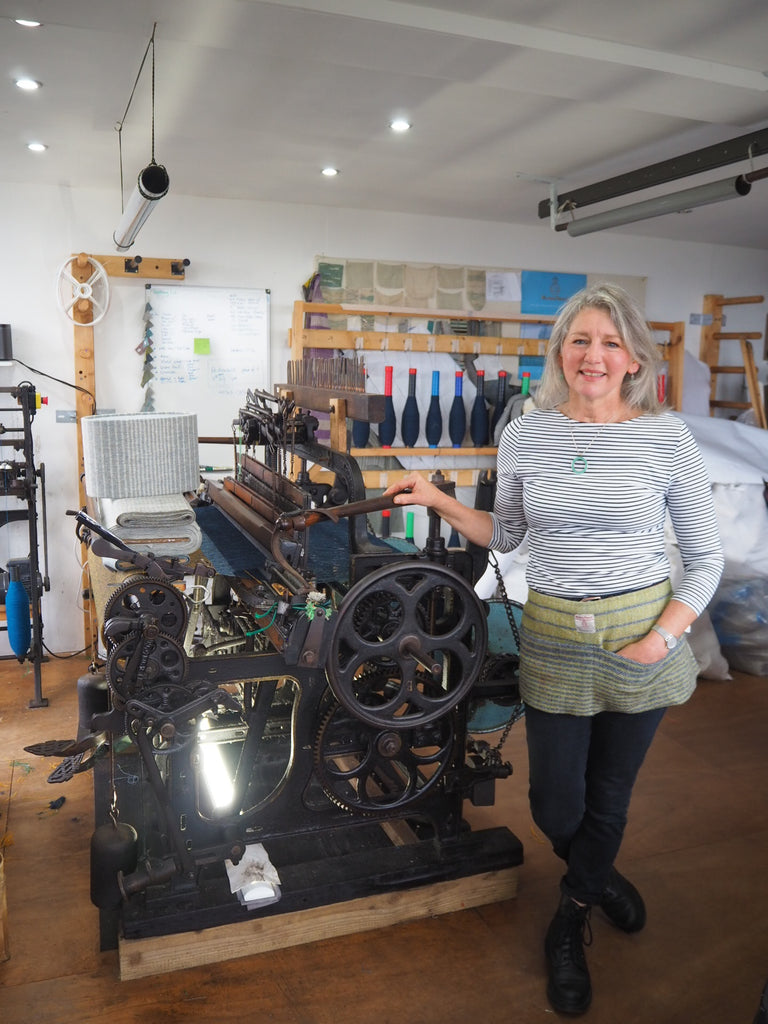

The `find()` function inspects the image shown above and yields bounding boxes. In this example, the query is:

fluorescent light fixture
[562,174,752,237]
[390,119,411,132]
[113,162,170,250]
[14,19,42,27]
[27,142,47,152]
[15,77,41,91]
[198,718,235,810]
[321,166,339,177]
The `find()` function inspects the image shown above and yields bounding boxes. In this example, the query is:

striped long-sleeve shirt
[489,409,724,616]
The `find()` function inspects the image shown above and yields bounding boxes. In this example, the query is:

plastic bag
[709,577,768,677]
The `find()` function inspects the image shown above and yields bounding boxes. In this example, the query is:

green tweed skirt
[519,580,698,716]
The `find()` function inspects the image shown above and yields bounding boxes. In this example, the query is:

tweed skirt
[519,580,698,716]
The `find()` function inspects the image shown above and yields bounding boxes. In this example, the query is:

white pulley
[56,255,111,326]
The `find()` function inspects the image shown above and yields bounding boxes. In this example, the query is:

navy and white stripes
[489,409,724,616]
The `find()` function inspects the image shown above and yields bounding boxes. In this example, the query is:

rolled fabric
[82,413,199,498]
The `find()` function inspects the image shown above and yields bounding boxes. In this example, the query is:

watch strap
[651,624,677,648]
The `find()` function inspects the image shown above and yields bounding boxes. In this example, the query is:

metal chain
[488,550,521,649]
[485,551,525,756]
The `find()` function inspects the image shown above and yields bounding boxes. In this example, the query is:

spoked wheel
[326,562,487,729]
[313,688,456,814]
[105,629,188,706]
[103,576,188,641]
[55,255,110,325]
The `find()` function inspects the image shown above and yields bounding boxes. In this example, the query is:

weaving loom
[35,384,525,968]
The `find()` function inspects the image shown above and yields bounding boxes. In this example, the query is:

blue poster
[521,271,586,315]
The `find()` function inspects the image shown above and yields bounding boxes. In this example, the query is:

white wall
[1,182,767,656]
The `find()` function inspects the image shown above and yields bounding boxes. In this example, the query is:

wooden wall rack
[699,293,767,429]
[289,300,686,487]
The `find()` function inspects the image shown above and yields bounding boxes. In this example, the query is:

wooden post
[69,253,189,652]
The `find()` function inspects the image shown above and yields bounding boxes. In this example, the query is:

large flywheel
[326,562,487,729]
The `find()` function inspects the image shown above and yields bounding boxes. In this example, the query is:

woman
[384,282,724,1016]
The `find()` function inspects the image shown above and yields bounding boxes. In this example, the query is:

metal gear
[130,682,201,753]
[105,628,188,705]
[103,575,188,640]
[326,562,487,729]
[313,692,455,815]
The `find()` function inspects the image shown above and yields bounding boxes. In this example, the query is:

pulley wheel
[326,562,487,729]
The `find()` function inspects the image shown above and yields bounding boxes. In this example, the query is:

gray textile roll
[94,495,202,557]
[82,413,199,498]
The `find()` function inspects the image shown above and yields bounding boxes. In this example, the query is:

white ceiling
[3,0,768,248]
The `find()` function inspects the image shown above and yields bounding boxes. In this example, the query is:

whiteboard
[144,284,270,435]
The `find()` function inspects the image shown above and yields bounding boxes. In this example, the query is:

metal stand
[0,383,50,707]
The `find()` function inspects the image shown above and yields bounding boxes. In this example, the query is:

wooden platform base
[119,865,518,980]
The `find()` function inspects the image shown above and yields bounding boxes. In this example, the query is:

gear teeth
[103,576,188,640]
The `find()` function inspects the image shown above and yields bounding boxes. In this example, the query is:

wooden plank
[308,465,487,489]
[294,300,555,325]
[740,338,768,429]
[296,329,549,357]
[119,866,519,980]
[0,852,9,963]
[713,331,762,340]
[351,445,496,457]
[276,383,385,422]
[717,294,764,306]
[88,254,188,280]
[656,320,685,411]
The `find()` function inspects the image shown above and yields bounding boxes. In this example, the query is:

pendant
[571,455,588,474]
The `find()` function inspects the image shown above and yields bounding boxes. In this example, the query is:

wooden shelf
[287,300,687,477]
[290,300,686,413]
[350,446,496,457]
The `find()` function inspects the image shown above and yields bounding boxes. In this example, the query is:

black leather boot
[544,893,593,1015]
[600,867,646,933]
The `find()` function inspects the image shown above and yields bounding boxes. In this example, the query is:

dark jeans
[525,703,666,905]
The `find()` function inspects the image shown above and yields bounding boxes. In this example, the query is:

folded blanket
[97,494,202,557]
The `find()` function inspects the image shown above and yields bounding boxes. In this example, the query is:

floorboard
[1,654,766,1023]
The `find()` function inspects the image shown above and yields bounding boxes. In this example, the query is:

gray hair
[535,282,663,413]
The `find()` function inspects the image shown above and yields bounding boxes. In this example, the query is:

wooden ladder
[700,293,767,429]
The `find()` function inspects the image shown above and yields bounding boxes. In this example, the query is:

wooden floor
[1,654,767,1023]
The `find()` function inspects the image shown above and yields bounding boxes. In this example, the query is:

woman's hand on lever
[384,473,446,511]
[383,473,494,548]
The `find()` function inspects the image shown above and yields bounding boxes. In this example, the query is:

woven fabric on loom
[81,413,199,498]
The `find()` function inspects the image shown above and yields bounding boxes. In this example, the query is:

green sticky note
[194,337,211,355]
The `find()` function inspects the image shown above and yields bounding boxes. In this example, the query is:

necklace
[569,420,613,474]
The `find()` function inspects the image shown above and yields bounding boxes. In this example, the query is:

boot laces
[558,904,592,965]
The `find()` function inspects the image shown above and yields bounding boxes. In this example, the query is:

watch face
[667,635,677,649]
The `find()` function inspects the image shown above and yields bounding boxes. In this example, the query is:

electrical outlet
[55,410,77,423]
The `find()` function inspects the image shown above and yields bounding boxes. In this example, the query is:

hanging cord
[13,360,96,412]
[114,22,158,214]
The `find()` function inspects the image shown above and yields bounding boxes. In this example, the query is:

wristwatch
[651,624,678,650]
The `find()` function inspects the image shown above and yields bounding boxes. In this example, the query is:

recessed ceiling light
[27,142,47,152]
[14,19,42,28]
[15,77,41,91]
[390,119,411,133]
[321,167,339,177]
